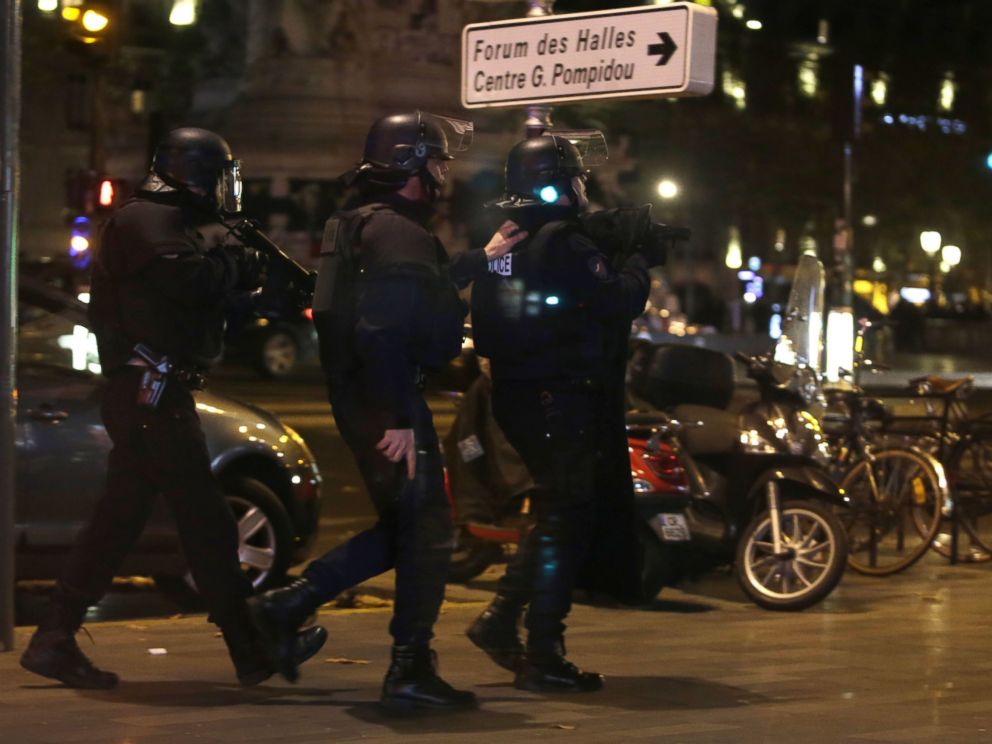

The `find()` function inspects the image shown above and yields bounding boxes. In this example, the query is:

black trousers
[302,382,452,646]
[56,367,252,629]
[490,379,601,646]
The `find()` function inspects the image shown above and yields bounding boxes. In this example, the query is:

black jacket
[88,191,239,372]
[317,194,488,430]
[471,207,651,381]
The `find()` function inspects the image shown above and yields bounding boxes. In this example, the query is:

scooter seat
[671,404,739,455]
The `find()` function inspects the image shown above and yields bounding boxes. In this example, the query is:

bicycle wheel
[935,434,992,562]
[838,448,945,575]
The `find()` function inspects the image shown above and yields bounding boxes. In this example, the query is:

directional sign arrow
[647,32,678,66]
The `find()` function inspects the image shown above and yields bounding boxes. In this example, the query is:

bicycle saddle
[908,375,975,398]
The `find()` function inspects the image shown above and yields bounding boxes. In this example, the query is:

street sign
[461,2,717,109]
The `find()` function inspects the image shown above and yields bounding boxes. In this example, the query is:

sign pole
[0,0,21,652]
[524,0,554,138]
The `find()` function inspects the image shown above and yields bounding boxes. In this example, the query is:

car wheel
[154,477,295,609]
[255,329,299,378]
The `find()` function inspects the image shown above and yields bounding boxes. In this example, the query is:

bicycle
[822,320,949,576]
[883,373,992,564]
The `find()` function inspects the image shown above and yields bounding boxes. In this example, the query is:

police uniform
[251,111,485,712]
[473,210,650,627]
[305,193,470,645]
[467,133,662,693]
[20,128,325,691]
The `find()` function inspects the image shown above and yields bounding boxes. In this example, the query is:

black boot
[20,630,119,690]
[221,620,275,687]
[248,577,324,683]
[466,595,524,672]
[20,590,118,690]
[515,639,603,693]
[380,644,478,713]
[223,622,328,687]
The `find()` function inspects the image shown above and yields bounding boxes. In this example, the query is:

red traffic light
[98,179,115,207]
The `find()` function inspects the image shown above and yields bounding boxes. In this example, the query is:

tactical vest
[472,219,602,380]
[311,203,387,379]
[312,203,467,381]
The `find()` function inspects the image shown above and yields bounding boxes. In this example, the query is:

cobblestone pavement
[4,551,992,744]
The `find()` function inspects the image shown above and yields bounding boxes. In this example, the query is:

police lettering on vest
[488,254,513,276]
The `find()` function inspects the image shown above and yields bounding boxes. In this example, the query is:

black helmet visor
[420,111,474,160]
[549,129,608,167]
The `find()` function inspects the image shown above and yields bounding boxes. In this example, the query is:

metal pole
[0,0,22,652]
[525,0,554,138]
[840,64,862,308]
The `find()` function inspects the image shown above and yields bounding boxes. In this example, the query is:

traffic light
[98,178,114,208]
[66,170,128,216]
[69,215,93,270]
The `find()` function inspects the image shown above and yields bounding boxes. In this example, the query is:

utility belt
[126,344,206,408]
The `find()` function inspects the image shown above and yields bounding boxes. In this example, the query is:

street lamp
[942,244,961,268]
[919,230,941,257]
[169,0,198,26]
[920,230,941,305]
[656,178,679,200]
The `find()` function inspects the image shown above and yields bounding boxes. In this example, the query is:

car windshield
[18,288,101,375]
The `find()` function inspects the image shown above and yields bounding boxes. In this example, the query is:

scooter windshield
[776,251,825,372]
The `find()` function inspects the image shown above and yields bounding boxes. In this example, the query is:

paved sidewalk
[4,555,992,743]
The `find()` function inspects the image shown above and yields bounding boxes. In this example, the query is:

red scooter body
[444,427,689,582]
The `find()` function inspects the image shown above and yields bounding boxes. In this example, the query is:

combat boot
[223,621,328,687]
[249,577,324,683]
[515,639,603,693]
[20,629,119,690]
[380,644,478,713]
[20,590,118,690]
[466,595,524,672]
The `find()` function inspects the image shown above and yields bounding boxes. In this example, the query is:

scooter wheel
[735,498,848,611]
[637,525,673,602]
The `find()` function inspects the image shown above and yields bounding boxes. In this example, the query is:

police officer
[466,133,667,692]
[19,127,326,689]
[250,112,525,712]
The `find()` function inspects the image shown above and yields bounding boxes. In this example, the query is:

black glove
[229,244,269,291]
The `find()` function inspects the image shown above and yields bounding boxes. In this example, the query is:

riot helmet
[496,130,607,210]
[355,111,472,198]
[150,127,242,214]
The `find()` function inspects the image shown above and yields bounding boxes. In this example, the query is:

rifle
[227,218,316,316]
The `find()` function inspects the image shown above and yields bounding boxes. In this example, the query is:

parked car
[225,307,319,379]
[15,279,322,606]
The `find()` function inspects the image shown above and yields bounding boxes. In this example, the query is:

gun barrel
[230,219,313,285]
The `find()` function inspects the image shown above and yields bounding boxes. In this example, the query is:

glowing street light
[81,8,110,33]
[656,178,679,200]
[942,244,961,268]
[919,231,942,305]
[919,230,941,257]
[170,0,198,26]
[725,226,742,270]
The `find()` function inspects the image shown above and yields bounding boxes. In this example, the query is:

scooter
[442,384,693,586]
[626,253,849,611]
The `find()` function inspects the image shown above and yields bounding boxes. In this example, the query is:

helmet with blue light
[494,130,606,209]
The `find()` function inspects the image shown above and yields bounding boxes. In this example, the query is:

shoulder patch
[587,256,609,280]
